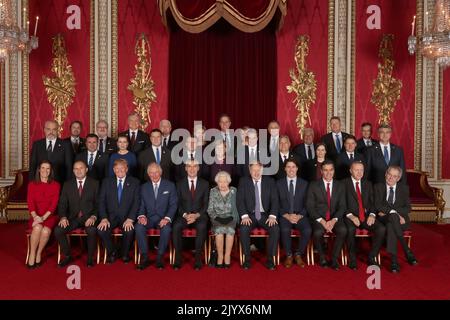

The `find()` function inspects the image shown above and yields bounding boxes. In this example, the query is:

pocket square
[163,191,169,194]
[138,141,144,144]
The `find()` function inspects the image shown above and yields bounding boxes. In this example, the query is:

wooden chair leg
[57,244,61,264]
[239,242,243,266]
[26,235,30,265]
[96,239,100,264]
[169,241,173,265]
[376,253,381,265]
[276,244,280,265]
[408,237,411,248]
[310,241,315,266]
[134,240,138,264]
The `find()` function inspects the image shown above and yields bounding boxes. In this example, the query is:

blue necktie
[384,146,390,165]
[117,179,123,204]
[156,147,161,164]
[88,153,94,170]
[335,134,341,153]
[254,181,261,220]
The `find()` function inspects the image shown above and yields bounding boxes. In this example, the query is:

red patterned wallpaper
[29,0,91,145]
[117,0,169,133]
[442,69,450,178]
[277,0,329,145]
[355,0,416,168]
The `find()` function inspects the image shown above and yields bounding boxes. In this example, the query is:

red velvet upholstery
[8,171,29,202]
[291,229,301,236]
[406,171,434,203]
[69,228,86,235]
[355,229,370,236]
[403,230,412,237]
[181,228,197,237]
[250,228,269,236]
[147,229,161,236]
[112,227,122,235]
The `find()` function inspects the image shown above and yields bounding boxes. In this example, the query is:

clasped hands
[241,215,277,227]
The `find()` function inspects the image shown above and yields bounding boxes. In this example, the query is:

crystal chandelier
[408,0,450,68]
[0,0,38,61]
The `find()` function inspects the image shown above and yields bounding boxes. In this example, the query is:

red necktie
[326,182,331,221]
[190,180,195,200]
[78,181,83,218]
[355,181,365,222]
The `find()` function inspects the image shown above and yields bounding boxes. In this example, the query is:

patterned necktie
[190,180,195,200]
[254,180,261,220]
[153,183,158,201]
[117,179,123,204]
[156,147,161,164]
[335,134,342,153]
[98,139,104,154]
[326,182,331,220]
[349,153,354,161]
[289,179,295,213]
[307,145,313,160]
[366,140,372,147]
[47,140,53,153]
[130,132,136,146]
[283,155,287,163]
[383,146,390,165]
[88,153,94,170]
[388,186,395,205]
[355,181,365,222]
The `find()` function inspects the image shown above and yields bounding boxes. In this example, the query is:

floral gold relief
[42,34,76,136]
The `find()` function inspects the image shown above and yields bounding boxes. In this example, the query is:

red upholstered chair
[135,228,174,264]
[56,228,100,264]
[406,170,446,223]
[2,170,30,222]
[341,229,381,266]
[308,231,346,266]
[290,229,312,265]
[169,228,208,265]
[102,227,125,264]
[238,228,280,266]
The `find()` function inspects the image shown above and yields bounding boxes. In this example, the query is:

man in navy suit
[172,160,210,270]
[367,124,406,184]
[335,135,365,180]
[237,161,280,270]
[97,159,140,264]
[320,117,350,162]
[30,120,73,184]
[273,135,301,180]
[137,129,172,182]
[135,163,178,270]
[119,113,150,155]
[75,134,108,182]
[306,160,347,270]
[356,122,378,155]
[95,120,117,155]
[293,127,316,169]
[277,159,311,268]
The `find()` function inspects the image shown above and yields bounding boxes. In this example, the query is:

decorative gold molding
[111,0,118,137]
[90,0,95,133]
[22,0,29,170]
[415,0,424,171]
[97,0,108,123]
[327,0,335,128]
[0,64,4,177]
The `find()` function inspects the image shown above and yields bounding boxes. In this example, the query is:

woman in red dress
[27,160,60,268]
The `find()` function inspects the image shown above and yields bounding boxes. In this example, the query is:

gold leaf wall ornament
[42,34,76,136]
[127,33,157,130]
[286,35,317,140]
[370,34,402,126]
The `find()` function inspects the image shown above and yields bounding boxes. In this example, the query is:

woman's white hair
[214,171,232,184]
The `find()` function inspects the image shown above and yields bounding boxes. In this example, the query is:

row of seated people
[26,156,417,273]
[29,115,406,188]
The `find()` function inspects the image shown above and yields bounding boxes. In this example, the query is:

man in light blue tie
[366,124,406,184]
[137,129,172,182]
[320,117,350,162]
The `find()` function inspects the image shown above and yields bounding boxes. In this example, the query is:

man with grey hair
[30,120,73,183]
[293,128,316,180]
[119,112,150,155]
[95,120,117,155]
[159,119,176,150]
[374,165,417,273]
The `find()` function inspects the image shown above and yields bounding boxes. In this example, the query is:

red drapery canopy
[158,0,287,33]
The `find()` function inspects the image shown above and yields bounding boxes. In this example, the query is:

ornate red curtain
[355,0,416,168]
[159,0,287,33]
[168,18,277,130]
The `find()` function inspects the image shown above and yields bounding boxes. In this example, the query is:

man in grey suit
[135,163,178,270]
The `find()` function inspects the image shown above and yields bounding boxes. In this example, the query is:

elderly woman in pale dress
[207,171,239,268]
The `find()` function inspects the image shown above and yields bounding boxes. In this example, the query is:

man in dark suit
[97,159,140,264]
[30,120,73,184]
[356,122,378,155]
[95,120,117,155]
[267,120,280,155]
[320,116,350,162]
[172,160,210,270]
[374,166,417,273]
[137,129,171,182]
[367,124,406,184]
[237,128,260,178]
[135,163,178,270]
[277,159,311,268]
[293,127,316,169]
[343,161,386,270]
[119,113,150,155]
[74,134,108,182]
[238,161,279,270]
[54,160,99,267]
[174,136,209,181]
[274,135,301,180]
[63,120,86,157]
[306,160,347,270]
[159,119,177,150]
[335,135,365,180]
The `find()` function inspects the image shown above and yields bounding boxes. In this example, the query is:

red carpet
[1,222,449,300]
